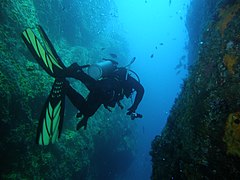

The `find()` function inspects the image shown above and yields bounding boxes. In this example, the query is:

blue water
[113,0,189,179]
[30,0,190,179]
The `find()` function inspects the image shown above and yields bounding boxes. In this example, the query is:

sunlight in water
[113,0,190,179]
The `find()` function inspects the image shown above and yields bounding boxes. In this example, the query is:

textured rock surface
[0,1,136,179]
[151,0,240,179]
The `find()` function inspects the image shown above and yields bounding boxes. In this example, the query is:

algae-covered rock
[1,0,136,179]
[223,112,240,157]
[151,0,240,179]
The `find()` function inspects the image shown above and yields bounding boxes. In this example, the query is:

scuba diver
[66,60,144,131]
[21,25,144,145]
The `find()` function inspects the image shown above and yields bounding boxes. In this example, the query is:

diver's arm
[127,76,144,112]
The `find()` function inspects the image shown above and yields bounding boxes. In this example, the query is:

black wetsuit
[65,64,144,127]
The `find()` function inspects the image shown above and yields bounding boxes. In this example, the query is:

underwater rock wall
[151,0,240,179]
[32,0,129,65]
[0,0,136,179]
[186,0,220,65]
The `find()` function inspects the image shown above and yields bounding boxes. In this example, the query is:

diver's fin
[21,26,66,78]
[36,79,66,145]
[37,25,65,68]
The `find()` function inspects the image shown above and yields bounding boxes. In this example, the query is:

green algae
[0,0,136,179]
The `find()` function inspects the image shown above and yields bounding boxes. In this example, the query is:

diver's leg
[65,82,86,110]
[65,82,101,117]
[83,92,102,117]
[76,92,102,130]
[66,63,96,91]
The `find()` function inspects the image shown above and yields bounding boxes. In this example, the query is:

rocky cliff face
[151,0,240,179]
[0,1,135,179]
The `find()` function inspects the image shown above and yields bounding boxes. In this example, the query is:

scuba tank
[87,57,140,82]
[87,60,118,80]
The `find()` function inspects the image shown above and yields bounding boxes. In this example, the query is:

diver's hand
[130,113,143,120]
[76,117,88,130]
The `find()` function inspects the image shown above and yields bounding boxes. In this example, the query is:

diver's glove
[127,107,143,120]
[130,113,143,120]
[76,116,88,130]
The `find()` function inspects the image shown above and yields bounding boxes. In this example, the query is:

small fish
[110,13,118,18]
[160,43,164,46]
[109,53,117,58]
[150,54,154,58]
[169,0,172,6]
[101,47,106,50]
[175,62,182,70]
[145,0,147,3]
[155,46,158,49]
[176,70,181,75]
[180,55,186,60]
